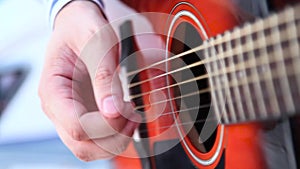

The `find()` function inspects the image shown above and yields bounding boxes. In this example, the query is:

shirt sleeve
[47,0,104,29]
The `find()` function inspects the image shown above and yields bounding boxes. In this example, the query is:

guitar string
[134,60,299,122]
[126,6,299,135]
[135,79,298,134]
[134,89,209,110]
[134,79,299,134]
[137,104,210,122]
[136,118,217,135]
[129,42,299,102]
[128,28,299,90]
[135,79,295,122]
[139,119,219,134]
[125,10,298,79]
[126,23,295,123]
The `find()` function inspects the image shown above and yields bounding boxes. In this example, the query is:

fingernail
[102,95,123,118]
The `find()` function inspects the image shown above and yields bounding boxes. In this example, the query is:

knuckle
[74,148,93,162]
[49,55,74,74]
[94,67,113,86]
[69,128,85,141]
[88,26,102,39]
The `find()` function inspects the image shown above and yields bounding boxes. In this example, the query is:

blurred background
[0,0,111,168]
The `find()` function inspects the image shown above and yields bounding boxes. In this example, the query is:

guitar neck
[204,4,300,124]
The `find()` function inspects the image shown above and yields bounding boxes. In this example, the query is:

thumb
[94,60,124,118]
[80,25,124,118]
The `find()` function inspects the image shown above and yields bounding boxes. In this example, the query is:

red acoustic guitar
[111,0,300,168]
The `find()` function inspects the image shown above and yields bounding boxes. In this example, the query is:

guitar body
[113,0,300,168]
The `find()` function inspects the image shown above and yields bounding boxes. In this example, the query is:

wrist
[54,0,106,30]
[50,0,105,30]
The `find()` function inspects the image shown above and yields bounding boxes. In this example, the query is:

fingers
[55,123,114,161]
[39,39,95,141]
[79,102,134,139]
[39,1,140,161]
[47,94,91,141]
[80,25,124,118]
[94,114,140,155]
[55,111,140,162]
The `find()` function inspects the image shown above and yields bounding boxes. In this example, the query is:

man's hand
[39,1,140,161]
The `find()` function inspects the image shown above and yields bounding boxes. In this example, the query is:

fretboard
[203,4,300,124]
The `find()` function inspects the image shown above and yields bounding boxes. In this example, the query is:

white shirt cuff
[48,0,104,30]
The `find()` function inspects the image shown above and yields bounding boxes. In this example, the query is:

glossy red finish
[226,123,267,169]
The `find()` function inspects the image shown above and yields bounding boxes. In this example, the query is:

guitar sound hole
[170,22,217,153]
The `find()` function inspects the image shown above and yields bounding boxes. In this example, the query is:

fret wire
[219,66,298,113]
[137,41,298,121]
[126,6,300,129]
[223,41,295,74]
[243,23,268,118]
[126,6,299,78]
[127,6,298,104]
[293,4,300,20]
[137,76,300,134]
[129,39,298,102]
[269,13,295,113]
[135,59,300,123]
[212,60,298,117]
[225,31,246,121]
[216,34,237,123]
[134,38,300,123]
[255,19,281,117]
[203,41,222,122]
[136,57,299,114]
[286,7,300,105]
[137,69,300,134]
[138,72,296,122]
[181,62,297,108]
[209,39,229,123]
[138,62,300,124]
[135,62,297,110]
[129,23,297,89]
[214,27,294,69]
[217,49,300,96]
[229,27,289,56]
[235,28,256,120]
[136,34,296,121]
[226,57,298,101]
[129,18,298,90]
